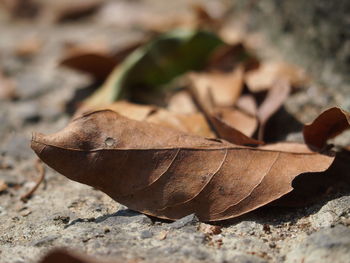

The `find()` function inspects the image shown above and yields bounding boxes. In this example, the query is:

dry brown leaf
[245,61,310,93]
[88,101,156,122]
[235,95,257,117]
[259,142,313,153]
[303,107,350,151]
[147,109,215,138]
[60,41,115,81]
[167,90,198,114]
[214,107,258,137]
[77,101,214,138]
[189,79,262,146]
[31,110,334,221]
[256,79,291,140]
[60,40,145,81]
[207,43,259,72]
[188,67,244,107]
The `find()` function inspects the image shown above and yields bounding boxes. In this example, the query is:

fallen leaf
[235,95,257,117]
[61,53,117,81]
[207,43,259,72]
[60,40,145,81]
[303,107,350,151]
[167,90,198,114]
[77,101,214,138]
[188,67,244,107]
[189,79,262,146]
[31,110,334,221]
[256,79,291,140]
[147,109,215,138]
[91,101,156,121]
[83,29,224,109]
[259,142,313,153]
[214,107,258,137]
[245,61,310,93]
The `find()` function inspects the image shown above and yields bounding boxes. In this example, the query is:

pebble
[168,214,199,229]
[140,230,153,239]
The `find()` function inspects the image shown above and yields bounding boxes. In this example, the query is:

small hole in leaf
[105,137,115,147]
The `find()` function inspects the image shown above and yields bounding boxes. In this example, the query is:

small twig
[21,159,46,202]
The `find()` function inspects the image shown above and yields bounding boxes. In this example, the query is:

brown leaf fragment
[259,142,313,153]
[60,40,145,81]
[207,43,259,72]
[31,110,334,221]
[303,107,350,151]
[235,95,257,117]
[60,42,117,81]
[167,90,198,114]
[257,79,291,140]
[189,78,262,146]
[86,101,156,121]
[188,67,244,107]
[77,101,214,138]
[214,107,258,137]
[245,61,310,93]
[147,110,215,138]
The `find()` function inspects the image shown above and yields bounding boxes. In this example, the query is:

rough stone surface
[286,225,350,263]
[235,0,350,107]
[0,1,349,263]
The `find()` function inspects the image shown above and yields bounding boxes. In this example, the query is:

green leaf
[84,29,224,108]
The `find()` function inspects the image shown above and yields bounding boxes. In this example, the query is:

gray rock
[13,102,41,124]
[310,196,350,228]
[225,254,268,263]
[31,235,60,247]
[168,214,199,229]
[286,225,350,263]
[140,230,153,239]
[16,73,45,99]
[96,209,152,225]
[1,134,32,160]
